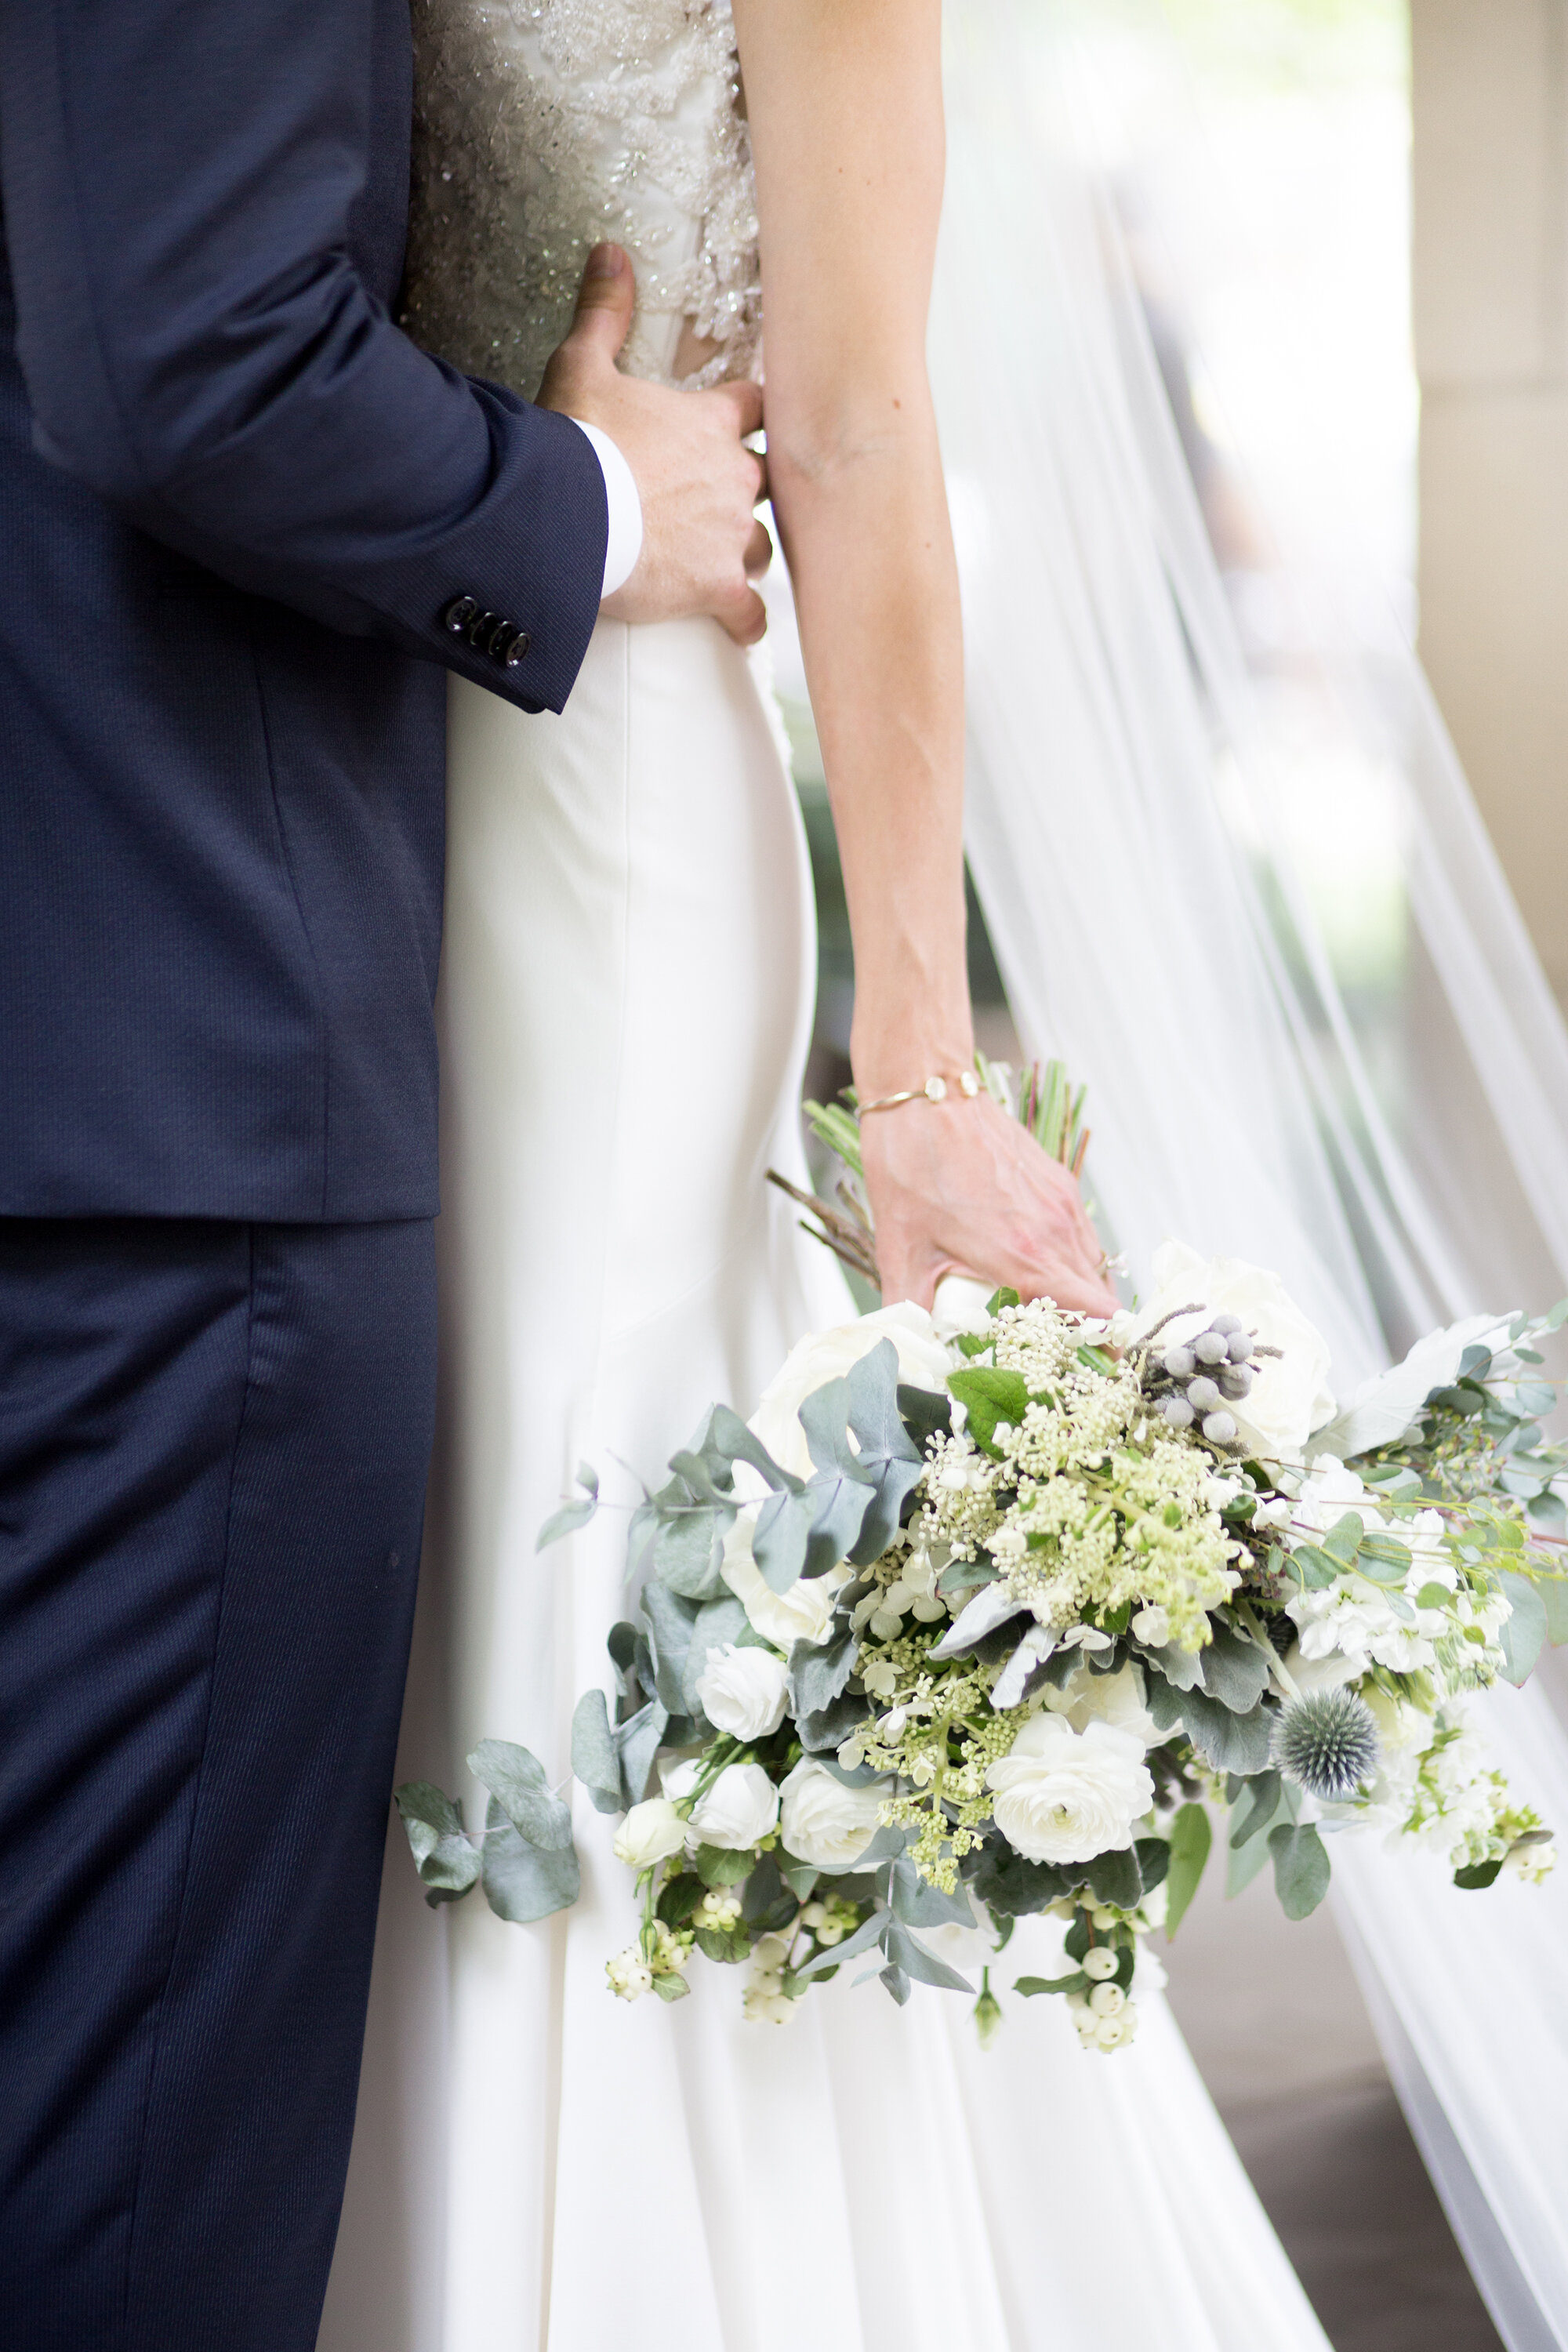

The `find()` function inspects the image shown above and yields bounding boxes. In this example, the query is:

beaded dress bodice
[401,0,760,396]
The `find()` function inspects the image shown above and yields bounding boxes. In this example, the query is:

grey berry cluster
[1145,1312,1257,1448]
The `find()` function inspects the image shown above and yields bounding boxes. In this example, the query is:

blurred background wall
[1414,0,1568,1005]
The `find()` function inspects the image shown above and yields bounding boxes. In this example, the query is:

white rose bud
[682,1760,780,1851]
[612,1796,687,1871]
[985,1715,1155,1866]
[779,1756,892,1869]
[720,1517,842,1649]
[695,1642,790,1740]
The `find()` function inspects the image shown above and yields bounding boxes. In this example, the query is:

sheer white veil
[934,5,1568,2341]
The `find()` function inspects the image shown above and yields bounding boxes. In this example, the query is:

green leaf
[1454,1858,1504,1890]
[1143,1639,1205,1693]
[640,1580,702,1716]
[879,1963,913,2005]
[883,1917,974,1994]
[887,1856,976,1929]
[1269,1822,1331,1920]
[680,1595,751,1717]
[1134,1837,1171,1893]
[1148,1672,1274,1775]
[1163,1804,1211,1940]
[646,1494,730,1601]
[1287,1545,1341,1591]
[1014,1970,1089,1997]
[693,1923,753,1964]
[1199,1623,1273,1715]
[694,1842,756,1887]
[1229,1770,1283,1848]
[614,1697,668,1808]
[657,1874,706,1926]
[1322,1512,1365,1566]
[1497,1569,1548,1685]
[652,1969,691,2002]
[797,1905,891,1980]
[394,1781,481,1897]
[467,1740,574,1851]
[740,1851,799,1934]
[569,1690,623,1817]
[1542,1575,1568,1647]
[789,1624,859,1722]
[898,1384,952,1446]
[1084,1844,1143,1910]
[1515,1382,1559,1419]
[536,1483,600,1552]
[966,1844,1073,1918]
[946,1365,1030,1453]
[479,1796,581,1923]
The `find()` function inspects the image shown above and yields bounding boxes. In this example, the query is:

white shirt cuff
[568,418,644,600]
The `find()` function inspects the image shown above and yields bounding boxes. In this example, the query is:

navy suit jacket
[0,0,607,1220]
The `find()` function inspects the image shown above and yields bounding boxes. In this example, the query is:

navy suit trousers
[0,1217,437,2351]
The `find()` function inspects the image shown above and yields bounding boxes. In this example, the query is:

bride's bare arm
[734,0,1116,1315]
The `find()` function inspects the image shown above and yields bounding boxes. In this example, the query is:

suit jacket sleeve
[0,0,605,714]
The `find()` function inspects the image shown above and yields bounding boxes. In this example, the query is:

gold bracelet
[859,1069,982,1115]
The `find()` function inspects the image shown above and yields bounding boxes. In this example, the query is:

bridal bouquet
[398,1069,1565,2053]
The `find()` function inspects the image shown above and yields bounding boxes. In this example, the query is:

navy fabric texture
[0,1217,438,2352]
[0,0,608,1218]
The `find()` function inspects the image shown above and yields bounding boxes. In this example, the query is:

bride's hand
[859,1094,1120,1318]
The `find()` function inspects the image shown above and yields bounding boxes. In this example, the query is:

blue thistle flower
[1272,1688,1381,1801]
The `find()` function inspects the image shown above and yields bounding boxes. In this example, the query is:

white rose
[1128,1240,1334,1461]
[720,1516,845,1647]
[695,1642,790,1739]
[1044,1659,1158,1748]
[986,1713,1155,1865]
[779,1756,892,1868]
[611,1796,688,1870]
[748,1303,953,1480]
[662,1759,779,1850]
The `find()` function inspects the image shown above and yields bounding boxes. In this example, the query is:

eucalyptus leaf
[750,1484,820,1592]
[779,1857,820,1903]
[880,1963,913,2005]
[887,1855,976,1929]
[649,1498,730,1601]
[1269,1821,1331,1920]
[796,1905,891,1980]
[614,1697,668,1808]
[1229,1770,1283,1849]
[1163,1803,1210,1940]
[1543,1573,1568,1647]
[789,1624,859,1721]
[1497,1569,1549,1686]
[535,1494,599,1551]
[640,1580,702,1715]
[883,1917,973,1993]
[569,1690,622,1817]
[479,1797,581,1923]
[841,1341,927,1561]
[797,1690,873,1752]
[394,1781,481,1896]
[467,1740,574,1851]
[1322,1512,1365,1566]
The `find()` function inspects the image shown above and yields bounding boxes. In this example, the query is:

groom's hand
[539,245,771,644]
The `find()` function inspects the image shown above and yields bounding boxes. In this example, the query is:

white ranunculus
[748,1303,953,1480]
[1312,1312,1515,1462]
[986,1713,1155,1865]
[779,1756,892,1869]
[1044,1659,1158,1749]
[1126,1241,1335,1461]
[662,1758,780,1850]
[695,1642,790,1739]
[720,1514,845,1647]
[612,1796,688,1870]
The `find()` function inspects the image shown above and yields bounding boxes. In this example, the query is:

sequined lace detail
[401,0,760,395]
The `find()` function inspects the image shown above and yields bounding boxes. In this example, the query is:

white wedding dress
[320,6,1334,2346]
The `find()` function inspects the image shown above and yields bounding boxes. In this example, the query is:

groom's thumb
[564,243,634,364]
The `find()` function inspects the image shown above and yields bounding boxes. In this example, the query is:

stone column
[1413,0,1568,999]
